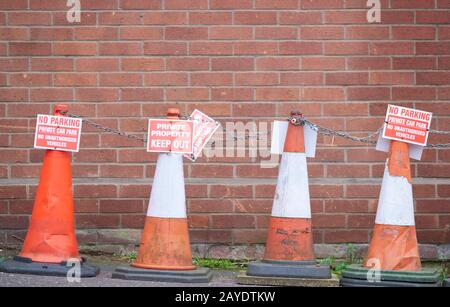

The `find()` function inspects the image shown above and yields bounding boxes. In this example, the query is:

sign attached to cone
[0,105,99,278]
[341,104,441,287]
[147,119,194,154]
[113,108,212,283]
[382,104,432,146]
[34,114,82,152]
[185,109,220,161]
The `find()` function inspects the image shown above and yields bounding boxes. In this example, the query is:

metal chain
[68,113,147,143]
[67,113,449,148]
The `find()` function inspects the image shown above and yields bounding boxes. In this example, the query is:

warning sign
[184,109,220,161]
[382,104,432,146]
[147,119,194,154]
[34,114,83,152]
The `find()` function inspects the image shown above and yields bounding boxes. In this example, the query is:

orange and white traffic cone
[113,108,211,282]
[244,112,331,280]
[364,140,420,271]
[341,140,441,287]
[0,105,99,277]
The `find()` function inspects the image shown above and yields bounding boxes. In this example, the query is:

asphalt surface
[0,262,242,287]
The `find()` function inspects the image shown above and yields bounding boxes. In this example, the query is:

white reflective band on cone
[271,153,311,218]
[375,162,415,226]
[147,153,187,218]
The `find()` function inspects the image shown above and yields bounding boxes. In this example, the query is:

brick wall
[0,0,449,259]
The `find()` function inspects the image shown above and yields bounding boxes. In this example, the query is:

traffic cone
[112,108,211,283]
[239,112,334,286]
[341,140,441,287]
[0,105,99,277]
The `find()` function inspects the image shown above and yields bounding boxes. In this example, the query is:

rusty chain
[67,113,450,148]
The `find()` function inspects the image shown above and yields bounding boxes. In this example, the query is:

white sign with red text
[147,119,194,154]
[382,104,432,146]
[184,109,220,161]
[34,114,83,152]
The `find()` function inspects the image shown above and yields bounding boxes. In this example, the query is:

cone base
[246,260,331,279]
[365,224,421,271]
[0,256,99,278]
[237,272,340,287]
[112,265,212,283]
[341,264,442,287]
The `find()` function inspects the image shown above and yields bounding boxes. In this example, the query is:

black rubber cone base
[341,264,442,287]
[0,256,100,278]
[112,265,212,283]
[247,260,332,279]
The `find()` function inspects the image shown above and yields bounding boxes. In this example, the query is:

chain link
[67,113,450,148]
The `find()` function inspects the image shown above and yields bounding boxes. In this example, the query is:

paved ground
[0,261,242,287]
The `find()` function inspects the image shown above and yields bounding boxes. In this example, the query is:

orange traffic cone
[0,105,98,277]
[244,112,331,280]
[341,140,441,287]
[113,108,211,282]
[364,140,421,271]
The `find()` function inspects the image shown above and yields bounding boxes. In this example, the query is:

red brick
[301,26,344,40]
[210,27,253,40]
[191,165,233,178]
[190,42,233,55]
[324,230,368,243]
[280,41,323,55]
[347,87,390,101]
[256,88,299,101]
[392,87,436,100]
[256,27,298,40]
[10,43,51,56]
[54,73,97,87]
[166,57,209,71]
[0,186,27,199]
[416,42,450,55]
[326,72,368,85]
[255,0,298,9]
[76,88,120,102]
[99,12,142,25]
[100,73,142,86]
[167,88,209,101]
[10,73,52,87]
[54,43,97,56]
[393,57,436,70]
[392,26,436,40]
[166,27,208,40]
[346,26,390,40]
[391,0,435,8]
[142,12,188,25]
[191,73,233,86]
[144,42,187,55]
[0,58,28,71]
[75,58,119,72]
[417,72,450,85]
[0,0,28,10]
[303,87,344,101]
[0,216,29,229]
[76,215,120,229]
[416,11,450,24]
[302,57,345,70]
[100,42,141,56]
[165,0,208,9]
[324,42,368,55]
[234,12,277,25]
[313,214,347,228]
[371,42,414,55]
[324,11,367,24]
[120,0,161,9]
[210,0,253,9]
[74,27,118,41]
[189,12,232,25]
[347,57,391,70]
[279,12,322,25]
[237,73,279,86]
[144,72,188,86]
[0,28,28,40]
[211,88,253,101]
[212,57,254,71]
[370,72,414,85]
[31,88,72,102]
[211,215,256,229]
[122,88,164,101]
[8,12,51,25]
[347,215,375,228]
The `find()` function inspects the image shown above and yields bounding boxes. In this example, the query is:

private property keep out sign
[34,114,82,152]
[382,105,433,146]
[147,119,194,154]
